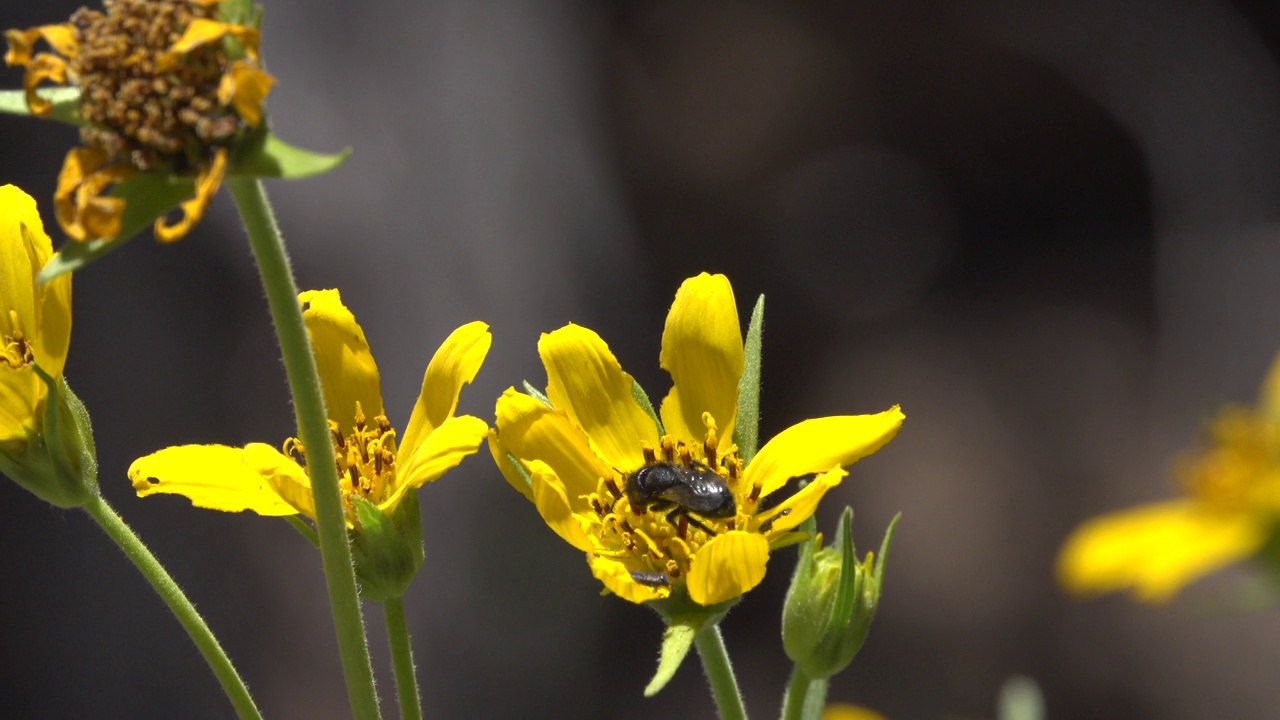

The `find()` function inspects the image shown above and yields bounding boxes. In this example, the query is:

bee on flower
[490,272,903,607]
[1057,354,1280,602]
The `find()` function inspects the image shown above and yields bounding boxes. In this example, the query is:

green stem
[82,496,262,720]
[780,666,828,720]
[383,598,423,720]
[227,178,381,720]
[694,625,748,720]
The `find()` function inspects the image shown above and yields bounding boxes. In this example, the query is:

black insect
[619,461,736,536]
[628,571,672,587]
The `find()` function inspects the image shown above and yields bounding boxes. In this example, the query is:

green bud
[782,507,899,680]
[350,492,425,603]
[0,370,98,509]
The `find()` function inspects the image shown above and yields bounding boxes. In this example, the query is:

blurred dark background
[4,0,1280,717]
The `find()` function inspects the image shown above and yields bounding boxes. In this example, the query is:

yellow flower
[822,704,887,720]
[0,185,73,444]
[128,290,491,529]
[1057,356,1280,602]
[490,272,903,606]
[5,0,275,243]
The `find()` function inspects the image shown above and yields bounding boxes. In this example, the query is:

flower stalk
[694,625,748,720]
[82,495,262,720]
[227,176,381,720]
[780,665,827,720]
[383,597,423,720]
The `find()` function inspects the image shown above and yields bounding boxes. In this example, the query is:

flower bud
[350,491,425,602]
[782,508,898,680]
[0,370,98,508]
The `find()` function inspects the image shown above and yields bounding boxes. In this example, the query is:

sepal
[0,369,98,508]
[350,493,425,602]
[642,583,739,695]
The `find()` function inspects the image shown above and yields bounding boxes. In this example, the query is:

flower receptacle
[782,507,898,680]
[351,492,425,603]
[0,370,98,509]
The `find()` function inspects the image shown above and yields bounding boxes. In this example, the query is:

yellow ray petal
[589,554,669,603]
[659,273,743,451]
[530,464,595,553]
[745,409,904,501]
[384,414,488,508]
[540,324,658,471]
[494,388,612,509]
[21,53,69,116]
[298,289,383,433]
[753,468,846,537]
[686,530,769,605]
[5,24,78,66]
[1056,499,1265,602]
[161,19,261,67]
[488,429,534,502]
[129,443,307,516]
[154,148,228,243]
[217,61,274,127]
[0,366,40,442]
[0,187,46,349]
[822,704,887,720]
[399,321,491,460]
[54,147,130,242]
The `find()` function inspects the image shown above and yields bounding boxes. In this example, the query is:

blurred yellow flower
[129,290,491,527]
[490,272,903,606]
[1057,356,1280,602]
[0,185,72,445]
[5,0,275,243]
[822,703,887,720]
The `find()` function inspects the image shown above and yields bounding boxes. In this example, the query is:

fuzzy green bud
[350,492,425,602]
[782,508,898,680]
[0,370,98,508]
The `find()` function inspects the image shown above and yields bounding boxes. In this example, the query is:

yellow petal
[822,704,887,720]
[494,387,611,509]
[3,25,77,66]
[686,530,769,605]
[298,289,383,433]
[217,61,274,127]
[384,414,488,509]
[399,321,491,460]
[488,428,534,502]
[1056,499,1265,602]
[162,19,260,67]
[540,324,658,471]
[0,365,40,442]
[54,148,130,242]
[589,554,670,603]
[129,443,307,516]
[530,464,595,552]
[752,468,846,537]
[0,186,47,349]
[659,273,743,452]
[745,408,904,501]
[21,53,69,116]
[154,148,228,242]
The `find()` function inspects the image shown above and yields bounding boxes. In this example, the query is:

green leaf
[284,516,320,549]
[230,128,350,180]
[997,676,1045,720]
[828,508,859,635]
[502,451,534,496]
[632,379,664,437]
[217,0,258,26]
[0,87,83,125]
[644,622,697,696]
[521,381,552,408]
[37,173,195,283]
[733,294,764,464]
[872,513,901,600]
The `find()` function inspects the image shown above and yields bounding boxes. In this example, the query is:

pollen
[285,403,399,518]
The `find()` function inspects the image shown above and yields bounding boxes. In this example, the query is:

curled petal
[400,321,491,460]
[4,24,77,66]
[53,148,133,242]
[488,429,534,502]
[387,414,489,507]
[154,148,228,243]
[530,464,595,553]
[21,53,69,116]
[589,554,669,604]
[1056,499,1265,602]
[744,408,904,502]
[493,387,612,510]
[686,530,769,605]
[540,324,658,471]
[218,61,274,127]
[297,289,383,432]
[128,443,307,517]
[752,467,846,537]
[161,19,260,67]
[659,273,743,452]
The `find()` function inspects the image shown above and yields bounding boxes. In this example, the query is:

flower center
[1,323,33,369]
[285,402,398,512]
[70,0,237,171]
[585,417,746,583]
[1179,407,1280,514]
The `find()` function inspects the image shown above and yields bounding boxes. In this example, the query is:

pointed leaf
[644,622,697,696]
[733,294,764,463]
[229,128,349,180]
[0,87,83,125]
[521,380,552,408]
[632,379,664,437]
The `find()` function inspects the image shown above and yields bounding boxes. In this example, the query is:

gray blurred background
[4,0,1280,717]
